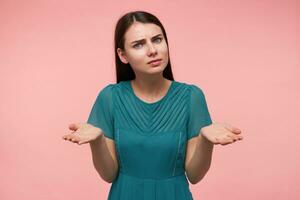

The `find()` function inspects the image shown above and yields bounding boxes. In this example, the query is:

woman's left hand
[200,122,244,145]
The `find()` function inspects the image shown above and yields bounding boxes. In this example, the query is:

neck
[131,74,171,97]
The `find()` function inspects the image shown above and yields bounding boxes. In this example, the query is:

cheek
[127,50,146,63]
[160,44,169,58]
[159,42,168,53]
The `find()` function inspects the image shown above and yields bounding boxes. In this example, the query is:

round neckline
[128,80,175,106]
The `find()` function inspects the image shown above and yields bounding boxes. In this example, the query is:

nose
[147,42,158,56]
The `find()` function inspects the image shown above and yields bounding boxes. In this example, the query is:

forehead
[124,22,163,43]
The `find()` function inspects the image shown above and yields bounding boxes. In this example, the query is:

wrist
[90,128,104,145]
[199,131,214,145]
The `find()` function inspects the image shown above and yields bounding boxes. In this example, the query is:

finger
[223,123,241,134]
[63,136,72,141]
[71,135,82,142]
[233,134,244,140]
[73,135,83,144]
[62,134,71,140]
[63,134,78,142]
[226,133,240,141]
[69,123,80,131]
[74,135,88,145]
[62,133,74,140]
[233,128,242,134]
[225,135,235,143]
[214,137,221,145]
[78,140,88,145]
[66,136,74,142]
[216,138,225,145]
[237,135,244,140]
[217,135,234,145]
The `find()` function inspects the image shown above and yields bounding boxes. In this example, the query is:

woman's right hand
[62,123,103,145]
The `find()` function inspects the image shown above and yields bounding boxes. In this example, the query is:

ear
[117,48,129,64]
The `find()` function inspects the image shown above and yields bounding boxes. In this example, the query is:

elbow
[188,174,204,185]
[189,179,199,185]
[99,169,118,183]
[104,177,115,184]
[96,163,119,183]
[188,175,202,185]
[187,167,210,185]
[106,169,119,183]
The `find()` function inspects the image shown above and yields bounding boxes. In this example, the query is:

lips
[148,59,162,64]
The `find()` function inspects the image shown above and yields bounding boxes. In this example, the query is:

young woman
[63,10,243,200]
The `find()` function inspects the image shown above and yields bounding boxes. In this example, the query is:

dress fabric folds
[87,80,212,200]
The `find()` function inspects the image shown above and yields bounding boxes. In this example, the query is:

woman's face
[117,22,169,76]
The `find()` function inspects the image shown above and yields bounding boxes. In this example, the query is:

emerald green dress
[87,80,212,200]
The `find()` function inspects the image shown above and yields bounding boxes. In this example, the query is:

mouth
[147,59,162,64]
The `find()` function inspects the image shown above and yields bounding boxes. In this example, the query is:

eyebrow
[130,34,163,45]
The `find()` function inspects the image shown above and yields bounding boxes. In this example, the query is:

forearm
[186,132,214,184]
[89,133,118,183]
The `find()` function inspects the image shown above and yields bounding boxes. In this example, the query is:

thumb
[224,123,241,134]
[69,123,81,131]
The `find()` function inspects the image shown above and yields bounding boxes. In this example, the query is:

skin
[62,21,244,184]
[185,122,243,184]
[117,21,172,101]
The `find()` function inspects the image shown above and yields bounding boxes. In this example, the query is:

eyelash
[133,37,163,48]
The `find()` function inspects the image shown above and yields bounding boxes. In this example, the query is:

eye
[133,37,163,49]
[154,37,162,43]
[133,43,142,49]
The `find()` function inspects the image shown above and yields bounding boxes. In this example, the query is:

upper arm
[87,84,115,140]
[185,84,213,169]
[87,84,118,167]
[186,84,212,140]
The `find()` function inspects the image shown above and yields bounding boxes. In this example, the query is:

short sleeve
[187,84,213,140]
[87,84,115,140]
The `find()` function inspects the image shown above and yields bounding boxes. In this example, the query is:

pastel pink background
[1,0,299,200]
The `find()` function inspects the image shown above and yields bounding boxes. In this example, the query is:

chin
[148,65,166,73]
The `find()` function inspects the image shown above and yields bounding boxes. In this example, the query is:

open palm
[201,122,243,145]
[62,123,103,145]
